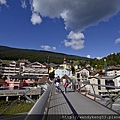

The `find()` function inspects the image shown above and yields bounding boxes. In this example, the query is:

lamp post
[104,59,107,76]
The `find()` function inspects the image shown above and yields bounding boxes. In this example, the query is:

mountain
[0,46,91,64]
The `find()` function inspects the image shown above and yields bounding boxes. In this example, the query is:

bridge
[25,82,119,120]
[0,82,120,120]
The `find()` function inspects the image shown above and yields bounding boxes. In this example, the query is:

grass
[117,110,120,113]
[0,100,34,115]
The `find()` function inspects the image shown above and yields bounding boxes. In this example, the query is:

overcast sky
[0,0,120,59]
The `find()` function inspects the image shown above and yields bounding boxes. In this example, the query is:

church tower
[63,57,66,64]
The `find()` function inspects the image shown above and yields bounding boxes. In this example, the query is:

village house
[75,67,90,82]
[88,66,120,96]
[54,67,72,79]
[106,66,120,76]
[0,60,20,77]
[21,61,49,79]
[0,59,49,89]
[88,75,120,96]
[59,57,71,69]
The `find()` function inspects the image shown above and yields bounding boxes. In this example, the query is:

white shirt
[63,78,66,84]
[56,82,59,87]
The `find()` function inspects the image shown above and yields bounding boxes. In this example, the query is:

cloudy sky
[0,0,120,59]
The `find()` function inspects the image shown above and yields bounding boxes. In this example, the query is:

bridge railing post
[91,85,96,101]
[106,89,113,109]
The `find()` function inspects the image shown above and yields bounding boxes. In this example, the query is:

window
[98,79,101,90]
[77,73,80,78]
[105,80,114,90]
[81,72,88,80]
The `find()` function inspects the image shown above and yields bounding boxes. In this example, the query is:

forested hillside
[1,46,119,69]
[0,46,90,64]
[90,53,120,69]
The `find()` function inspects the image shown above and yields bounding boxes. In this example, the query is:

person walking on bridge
[62,77,67,93]
[55,76,60,93]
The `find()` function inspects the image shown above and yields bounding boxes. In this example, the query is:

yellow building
[59,58,71,69]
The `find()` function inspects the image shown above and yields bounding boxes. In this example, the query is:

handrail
[81,81,120,109]
[82,81,120,89]
[24,84,52,120]
[87,83,120,89]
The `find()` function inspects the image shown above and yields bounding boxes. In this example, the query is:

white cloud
[0,0,8,8]
[41,45,56,51]
[96,57,102,60]
[64,31,84,50]
[21,0,27,9]
[41,45,51,51]
[30,0,120,32]
[87,55,90,58]
[115,38,120,44]
[30,0,120,51]
[31,12,42,25]
[0,0,6,5]
[52,46,56,50]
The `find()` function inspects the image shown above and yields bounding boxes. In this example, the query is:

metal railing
[78,81,120,109]
[0,88,41,96]
[24,83,53,120]
[0,87,37,115]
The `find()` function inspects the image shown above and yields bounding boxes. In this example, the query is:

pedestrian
[56,81,60,92]
[62,77,67,93]
[55,77,60,93]
[57,76,60,83]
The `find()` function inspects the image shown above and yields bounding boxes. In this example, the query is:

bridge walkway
[46,84,118,119]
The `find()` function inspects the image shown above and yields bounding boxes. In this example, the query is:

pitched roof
[38,76,51,84]
[107,66,120,71]
[76,67,89,72]
[90,70,103,76]
[49,63,59,67]
[0,79,7,84]
[11,74,38,79]
[60,74,73,83]
[89,75,120,80]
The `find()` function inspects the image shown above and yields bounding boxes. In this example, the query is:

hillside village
[0,58,120,97]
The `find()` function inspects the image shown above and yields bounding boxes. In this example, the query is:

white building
[76,67,90,82]
[107,66,120,76]
[22,61,48,78]
[0,60,19,77]
[89,76,120,95]
[54,68,72,78]
[0,59,49,79]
